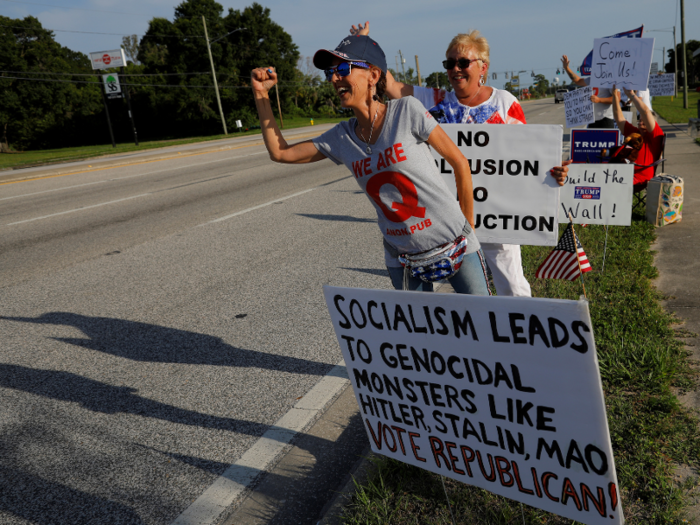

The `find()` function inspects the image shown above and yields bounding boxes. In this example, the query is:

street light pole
[649,27,678,98]
[202,18,247,136]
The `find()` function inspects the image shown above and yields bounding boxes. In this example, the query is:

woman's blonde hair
[446,30,490,66]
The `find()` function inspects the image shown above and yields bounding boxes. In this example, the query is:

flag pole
[568,213,587,299]
[602,225,610,273]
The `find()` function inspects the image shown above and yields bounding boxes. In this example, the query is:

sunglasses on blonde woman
[324,61,370,82]
[442,57,481,70]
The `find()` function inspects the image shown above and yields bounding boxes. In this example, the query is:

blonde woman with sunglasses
[251,35,490,294]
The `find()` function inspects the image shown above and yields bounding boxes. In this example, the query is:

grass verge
[0,116,343,171]
[340,204,700,524]
[653,91,699,124]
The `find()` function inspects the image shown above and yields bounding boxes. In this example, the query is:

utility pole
[415,55,422,87]
[670,27,678,100]
[662,47,665,72]
[202,17,249,136]
[395,56,400,81]
[680,0,688,108]
[99,85,116,148]
[202,16,227,135]
[398,50,406,83]
[121,66,138,146]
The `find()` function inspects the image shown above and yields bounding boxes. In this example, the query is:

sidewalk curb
[317,448,376,525]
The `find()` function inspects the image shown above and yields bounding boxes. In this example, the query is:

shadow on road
[0,465,146,525]
[0,363,271,434]
[2,313,330,375]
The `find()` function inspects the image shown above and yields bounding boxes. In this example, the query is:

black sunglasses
[442,57,481,70]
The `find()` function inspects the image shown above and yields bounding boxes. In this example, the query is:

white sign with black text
[434,124,562,246]
[559,164,633,225]
[590,37,654,91]
[324,287,623,525]
[564,87,595,128]
[648,74,675,97]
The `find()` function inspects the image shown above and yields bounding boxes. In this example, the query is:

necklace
[358,104,380,155]
[460,84,482,107]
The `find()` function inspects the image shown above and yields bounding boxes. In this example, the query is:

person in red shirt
[611,85,665,189]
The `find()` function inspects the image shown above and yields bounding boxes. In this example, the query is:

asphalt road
[0,98,568,525]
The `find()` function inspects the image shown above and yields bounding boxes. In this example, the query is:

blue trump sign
[575,187,601,200]
[571,129,620,164]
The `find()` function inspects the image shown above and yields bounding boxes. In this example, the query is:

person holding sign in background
[561,54,614,128]
[611,85,664,189]
[350,22,570,297]
[250,36,490,295]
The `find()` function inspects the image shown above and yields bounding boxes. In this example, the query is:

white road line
[0,151,268,202]
[170,361,349,525]
[6,194,151,226]
[203,188,317,225]
[6,170,324,229]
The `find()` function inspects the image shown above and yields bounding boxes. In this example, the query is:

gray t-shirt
[313,96,479,267]
[584,77,613,121]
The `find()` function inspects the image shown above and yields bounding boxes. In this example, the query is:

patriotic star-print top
[413,86,527,125]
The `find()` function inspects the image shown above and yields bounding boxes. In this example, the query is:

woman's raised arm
[252,67,327,164]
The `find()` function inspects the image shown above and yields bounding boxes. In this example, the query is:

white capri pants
[481,243,532,297]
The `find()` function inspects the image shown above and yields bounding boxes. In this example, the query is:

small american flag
[535,223,592,280]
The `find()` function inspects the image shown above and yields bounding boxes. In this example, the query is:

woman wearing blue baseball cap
[349,22,572,298]
[251,35,490,295]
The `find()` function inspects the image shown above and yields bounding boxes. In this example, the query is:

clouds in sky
[1,0,696,89]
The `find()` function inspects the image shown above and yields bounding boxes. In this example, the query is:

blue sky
[1,0,697,90]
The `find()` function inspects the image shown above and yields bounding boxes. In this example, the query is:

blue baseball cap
[313,35,387,73]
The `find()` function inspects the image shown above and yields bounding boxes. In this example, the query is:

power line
[0,74,246,88]
[0,70,212,77]
[0,23,209,39]
[0,74,312,88]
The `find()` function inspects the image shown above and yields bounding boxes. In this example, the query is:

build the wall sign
[434,124,562,246]
[559,164,633,225]
[324,287,623,525]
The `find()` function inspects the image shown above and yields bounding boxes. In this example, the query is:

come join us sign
[324,287,624,525]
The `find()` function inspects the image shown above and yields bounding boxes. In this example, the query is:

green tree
[121,35,140,65]
[533,73,549,96]
[424,71,450,90]
[0,15,102,150]
[136,0,299,138]
[665,40,700,85]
